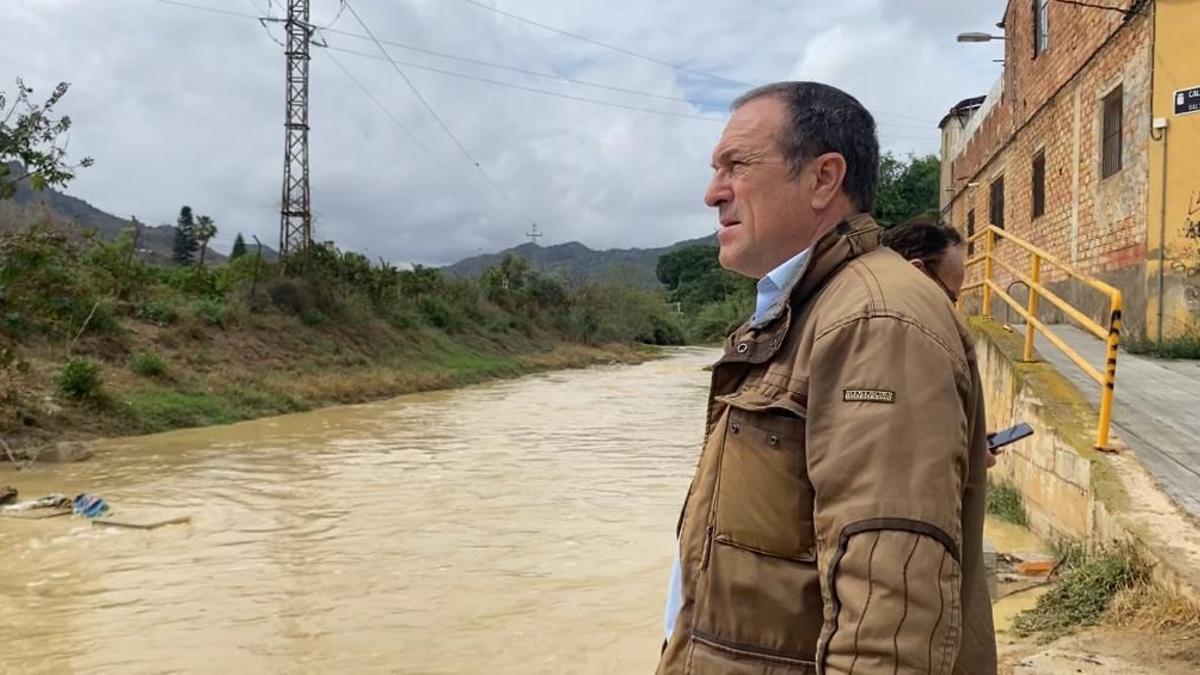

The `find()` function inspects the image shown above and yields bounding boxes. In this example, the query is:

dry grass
[1106,580,1200,635]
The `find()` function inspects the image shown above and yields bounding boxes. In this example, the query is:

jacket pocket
[687,631,817,674]
[711,394,815,563]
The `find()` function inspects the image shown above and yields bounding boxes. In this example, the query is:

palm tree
[195,215,217,267]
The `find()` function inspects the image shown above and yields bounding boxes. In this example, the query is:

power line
[322,50,511,223]
[322,44,943,133]
[321,44,723,122]
[244,0,269,17]
[143,0,939,128]
[320,25,727,108]
[456,0,748,88]
[149,0,725,116]
[314,0,347,30]
[342,0,534,224]
[319,25,939,129]
[148,0,260,19]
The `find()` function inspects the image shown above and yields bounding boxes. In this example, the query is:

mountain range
[1,163,713,284]
[443,234,718,288]
[1,162,274,264]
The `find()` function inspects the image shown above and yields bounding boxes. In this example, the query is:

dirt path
[1000,628,1200,674]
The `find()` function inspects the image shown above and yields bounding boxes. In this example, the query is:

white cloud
[0,0,1004,265]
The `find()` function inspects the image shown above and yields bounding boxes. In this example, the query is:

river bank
[986,516,1200,673]
[1,224,691,463]
[1,310,658,462]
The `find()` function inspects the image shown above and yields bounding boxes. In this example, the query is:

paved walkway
[1021,325,1200,517]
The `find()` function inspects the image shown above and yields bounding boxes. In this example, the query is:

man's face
[704,97,812,279]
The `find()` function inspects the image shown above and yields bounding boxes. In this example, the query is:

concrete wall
[972,318,1200,605]
[974,322,1100,544]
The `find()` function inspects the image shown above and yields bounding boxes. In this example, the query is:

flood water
[1,348,717,674]
[1,347,1050,673]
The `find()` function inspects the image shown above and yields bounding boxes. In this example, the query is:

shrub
[986,482,1029,526]
[135,299,178,326]
[418,296,457,331]
[190,298,228,327]
[0,225,107,338]
[689,294,753,343]
[386,307,422,330]
[1013,547,1143,638]
[1124,335,1200,359]
[58,358,102,399]
[300,309,328,326]
[130,350,168,378]
[267,277,317,315]
[2,311,30,336]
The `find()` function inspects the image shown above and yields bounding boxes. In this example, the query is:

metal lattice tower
[279,0,313,260]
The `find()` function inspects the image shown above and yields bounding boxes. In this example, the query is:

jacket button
[730,424,741,435]
[736,343,749,354]
[768,435,780,447]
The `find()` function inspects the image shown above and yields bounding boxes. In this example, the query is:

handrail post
[1023,254,1041,361]
[982,228,995,319]
[1096,291,1123,451]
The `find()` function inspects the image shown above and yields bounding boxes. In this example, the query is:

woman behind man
[881,215,966,302]
[883,216,1010,467]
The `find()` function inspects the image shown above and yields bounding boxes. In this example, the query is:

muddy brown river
[2,347,1044,673]
[1,348,718,673]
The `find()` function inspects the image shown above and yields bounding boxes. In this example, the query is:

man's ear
[808,152,847,211]
[909,258,926,271]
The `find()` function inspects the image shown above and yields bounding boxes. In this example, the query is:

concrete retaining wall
[975,322,1102,545]
[972,318,1200,605]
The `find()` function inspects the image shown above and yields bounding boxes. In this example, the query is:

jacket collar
[720,213,882,366]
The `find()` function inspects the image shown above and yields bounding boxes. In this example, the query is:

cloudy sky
[1,0,1004,265]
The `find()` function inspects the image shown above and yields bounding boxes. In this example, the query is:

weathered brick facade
[943,1,1155,337]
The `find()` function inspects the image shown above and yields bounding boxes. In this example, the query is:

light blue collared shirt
[663,247,813,641]
[753,249,813,325]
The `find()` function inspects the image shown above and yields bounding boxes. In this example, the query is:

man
[658,82,995,674]
[881,216,967,303]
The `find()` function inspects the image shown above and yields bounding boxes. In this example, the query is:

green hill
[444,234,718,288]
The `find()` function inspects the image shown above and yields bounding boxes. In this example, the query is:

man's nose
[705,172,731,208]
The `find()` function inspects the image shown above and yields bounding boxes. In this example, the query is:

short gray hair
[733,82,880,213]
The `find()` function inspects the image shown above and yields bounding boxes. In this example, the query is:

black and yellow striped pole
[1096,291,1123,451]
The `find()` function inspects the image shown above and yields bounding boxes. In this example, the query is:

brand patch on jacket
[843,388,895,404]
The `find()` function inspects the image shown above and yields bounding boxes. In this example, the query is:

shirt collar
[752,247,811,326]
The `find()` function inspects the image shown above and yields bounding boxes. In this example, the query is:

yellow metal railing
[960,225,1123,452]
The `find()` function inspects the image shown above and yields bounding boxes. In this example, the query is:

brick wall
[947,4,1153,337]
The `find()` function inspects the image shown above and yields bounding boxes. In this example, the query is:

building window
[1032,150,1046,219]
[1034,0,1049,57]
[990,176,1005,228]
[1101,86,1123,178]
[967,209,976,255]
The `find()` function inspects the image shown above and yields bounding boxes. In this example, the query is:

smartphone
[987,422,1034,454]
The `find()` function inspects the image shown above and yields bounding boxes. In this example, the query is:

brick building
[940,0,1200,341]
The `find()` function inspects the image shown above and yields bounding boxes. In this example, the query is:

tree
[874,152,941,228]
[194,214,217,267]
[0,78,93,199]
[230,233,247,260]
[656,245,751,313]
[172,205,198,266]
